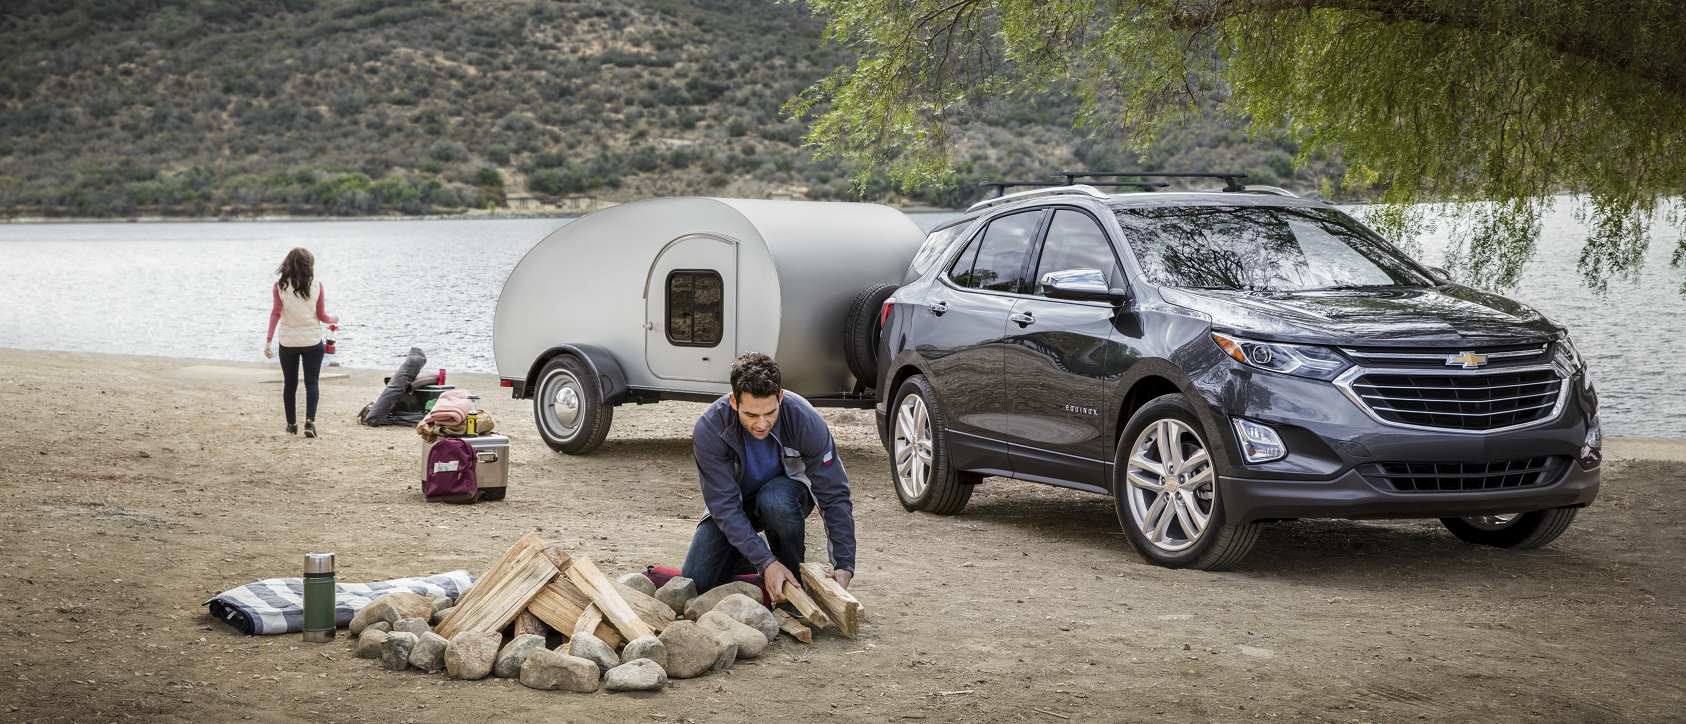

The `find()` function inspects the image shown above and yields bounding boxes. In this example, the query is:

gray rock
[655,576,697,617]
[604,658,668,692]
[443,631,501,680]
[520,648,600,692]
[658,621,719,679]
[356,629,388,659]
[493,633,548,678]
[429,607,452,626]
[620,636,668,669]
[616,571,657,598]
[568,632,620,674]
[683,581,761,622]
[394,617,432,637]
[377,606,402,628]
[365,621,392,634]
[710,634,738,672]
[710,593,778,643]
[426,592,450,608]
[697,611,768,658]
[349,592,433,635]
[380,632,418,671]
[408,632,450,673]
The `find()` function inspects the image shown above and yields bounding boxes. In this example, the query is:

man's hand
[263,344,273,359]
[827,569,852,590]
[763,561,800,604]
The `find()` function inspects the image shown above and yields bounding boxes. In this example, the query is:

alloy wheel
[1459,514,1521,531]
[894,394,933,500]
[1124,418,1216,553]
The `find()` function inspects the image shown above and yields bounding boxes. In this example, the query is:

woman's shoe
[287,424,298,435]
[304,422,317,438]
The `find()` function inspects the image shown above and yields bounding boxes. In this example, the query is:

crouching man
[682,352,854,601]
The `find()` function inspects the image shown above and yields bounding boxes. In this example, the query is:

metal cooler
[423,434,509,501]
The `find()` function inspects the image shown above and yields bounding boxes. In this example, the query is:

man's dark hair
[730,352,781,401]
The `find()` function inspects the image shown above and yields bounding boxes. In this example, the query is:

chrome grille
[1359,457,1567,492]
[1346,368,1563,431]
[1339,343,1547,368]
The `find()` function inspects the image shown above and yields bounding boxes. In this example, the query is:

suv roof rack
[1053,171,1250,193]
[977,179,1168,199]
[967,184,1117,212]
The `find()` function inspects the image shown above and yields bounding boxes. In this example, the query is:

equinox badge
[1446,351,1488,369]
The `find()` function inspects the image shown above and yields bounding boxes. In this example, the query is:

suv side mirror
[1041,269,1132,305]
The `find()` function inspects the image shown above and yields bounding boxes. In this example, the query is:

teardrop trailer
[494,197,926,453]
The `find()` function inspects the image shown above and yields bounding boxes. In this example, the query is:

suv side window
[947,209,1042,293]
[1033,209,1123,295]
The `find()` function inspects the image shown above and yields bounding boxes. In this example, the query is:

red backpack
[424,438,479,503]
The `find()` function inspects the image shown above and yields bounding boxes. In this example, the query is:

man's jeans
[682,475,814,593]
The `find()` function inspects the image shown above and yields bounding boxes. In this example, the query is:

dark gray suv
[870,180,1601,570]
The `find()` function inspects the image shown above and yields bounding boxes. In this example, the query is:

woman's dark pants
[682,476,814,593]
[278,342,325,425]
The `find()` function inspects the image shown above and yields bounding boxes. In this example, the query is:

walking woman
[264,247,338,437]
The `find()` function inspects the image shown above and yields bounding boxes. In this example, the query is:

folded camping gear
[202,570,475,635]
[361,347,428,426]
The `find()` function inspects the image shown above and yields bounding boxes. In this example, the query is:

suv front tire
[889,375,978,514]
[1115,394,1261,570]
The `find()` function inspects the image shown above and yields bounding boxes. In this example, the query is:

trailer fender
[526,344,630,405]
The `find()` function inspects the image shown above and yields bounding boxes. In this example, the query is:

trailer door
[646,234,738,383]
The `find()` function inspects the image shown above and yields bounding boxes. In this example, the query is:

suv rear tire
[533,354,613,455]
[1114,394,1260,570]
[1440,507,1579,549]
[843,283,899,387]
[889,375,977,515]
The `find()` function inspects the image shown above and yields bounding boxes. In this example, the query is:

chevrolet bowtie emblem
[1447,351,1488,369]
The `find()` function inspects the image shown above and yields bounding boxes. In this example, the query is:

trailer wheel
[533,355,613,455]
[844,283,899,388]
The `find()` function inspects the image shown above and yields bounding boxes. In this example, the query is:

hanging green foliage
[786,0,1686,293]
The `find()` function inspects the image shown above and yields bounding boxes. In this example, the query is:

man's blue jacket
[692,391,856,573]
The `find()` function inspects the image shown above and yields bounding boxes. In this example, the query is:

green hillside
[0,0,1337,218]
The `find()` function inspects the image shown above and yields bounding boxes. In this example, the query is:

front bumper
[1221,461,1600,524]
[1197,356,1602,525]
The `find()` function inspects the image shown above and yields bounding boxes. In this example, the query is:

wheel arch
[526,344,630,405]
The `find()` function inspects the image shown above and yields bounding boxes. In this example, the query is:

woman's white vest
[275,281,324,348]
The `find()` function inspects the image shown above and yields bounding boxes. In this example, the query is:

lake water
[1,200,1680,437]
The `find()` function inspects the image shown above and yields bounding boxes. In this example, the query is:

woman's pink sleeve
[266,285,282,344]
[315,283,333,323]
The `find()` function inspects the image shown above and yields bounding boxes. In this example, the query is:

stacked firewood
[349,533,861,694]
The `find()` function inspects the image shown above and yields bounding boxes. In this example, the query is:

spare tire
[843,283,899,388]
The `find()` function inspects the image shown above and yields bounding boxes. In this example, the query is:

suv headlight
[1553,334,1592,388]
[1211,332,1349,381]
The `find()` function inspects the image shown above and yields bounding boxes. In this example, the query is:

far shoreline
[0,203,961,225]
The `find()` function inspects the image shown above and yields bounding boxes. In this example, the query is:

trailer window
[666,270,724,347]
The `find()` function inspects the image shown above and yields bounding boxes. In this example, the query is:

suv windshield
[1113,205,1433,291]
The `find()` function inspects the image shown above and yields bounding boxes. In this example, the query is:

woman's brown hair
[277,248,315,299]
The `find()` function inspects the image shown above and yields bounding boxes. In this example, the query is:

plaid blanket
[202,570,476,636]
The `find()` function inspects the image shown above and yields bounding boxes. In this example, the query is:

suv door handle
[927,301,949,316]
[1009,312,1035,327]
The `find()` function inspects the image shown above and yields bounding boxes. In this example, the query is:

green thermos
[303,552,336,643]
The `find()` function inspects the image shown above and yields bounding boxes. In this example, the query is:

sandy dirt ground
[1,348,1682,724]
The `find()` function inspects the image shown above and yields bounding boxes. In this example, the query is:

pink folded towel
[424,389,472,426]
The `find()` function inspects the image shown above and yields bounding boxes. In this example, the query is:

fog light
[1580,415,1603,467]
[1232,418,1287,463]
